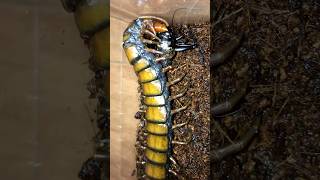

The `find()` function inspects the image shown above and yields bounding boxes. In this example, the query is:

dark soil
[170,23,210,179]
[212,0,320,179]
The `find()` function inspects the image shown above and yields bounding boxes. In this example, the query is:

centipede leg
[167,74,186,87]
[175,35,183,42]
[162,65,173,73]
[171,105,188,115]
[211,33,244,67]
[172,119,189,130]
[146,48,164,55]
[168,169,179,177]
[172,128,193,145]
[212,115,261,161]
[141,38,160,45]
[172,140,188,145]
[156,53,175,62]
[144,20,156,35]
[211,80,248,116]
[169,157,186,180]
[169,86,188,101]
[169,157,179,168]
[142,29,161,41]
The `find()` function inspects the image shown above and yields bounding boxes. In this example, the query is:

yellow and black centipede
[123,16,196,179]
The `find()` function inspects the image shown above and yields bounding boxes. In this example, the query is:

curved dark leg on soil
[212,98,270,162]
[211,80,248,116]
[211,31,260,162]
[210,33,244,67]
[212,115,261,162]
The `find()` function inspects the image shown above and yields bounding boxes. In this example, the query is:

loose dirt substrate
[212,0,320,179]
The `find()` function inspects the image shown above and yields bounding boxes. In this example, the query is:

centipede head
[153,21,169,33]
[157,28,174,54]
[142,17,175,58]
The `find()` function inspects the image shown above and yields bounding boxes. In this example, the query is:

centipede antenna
[170,7,190,40]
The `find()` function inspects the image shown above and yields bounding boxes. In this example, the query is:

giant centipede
[123,16,196,179]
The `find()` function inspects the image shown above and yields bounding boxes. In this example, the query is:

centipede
[61,0,109,180]
[123,16,197,179]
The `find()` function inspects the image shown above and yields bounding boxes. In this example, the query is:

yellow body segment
[138,68,157,83]
[145,106,167,122]
[74,0,108,34]
[89,28,109,68]
[145,148,167,164]
[146,123,168,135]
[133,58,150,72]
[142,80,162,96]
[147,134,168,152]
[124,46,139,64]
[144,95,166,106]
[145,163,166,179]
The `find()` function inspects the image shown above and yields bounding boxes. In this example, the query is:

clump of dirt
[212,0,320,179]
[135,23,210,179]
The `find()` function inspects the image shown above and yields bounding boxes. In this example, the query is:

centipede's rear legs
[212,111,261,162]
[211,32,263,161]
[211,33,246,116]
[211,33,244,67]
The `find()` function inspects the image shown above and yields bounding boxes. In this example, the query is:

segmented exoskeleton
[123,16,196,179]
[61,0,109,179]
